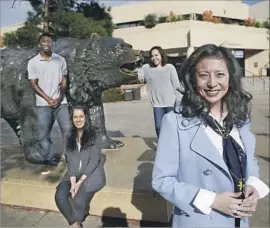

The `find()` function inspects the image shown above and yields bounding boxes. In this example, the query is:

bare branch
[11,0,17,8]
[11,0,23,8]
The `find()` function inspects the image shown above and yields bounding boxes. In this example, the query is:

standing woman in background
[139,46,181,138]
[55,106,106,228]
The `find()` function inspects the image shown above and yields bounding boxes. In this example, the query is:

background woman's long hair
[66,106,97,152]
[176,44,252,127]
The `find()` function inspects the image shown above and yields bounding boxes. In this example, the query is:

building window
[115,14,246,29]
[115,21,143,29]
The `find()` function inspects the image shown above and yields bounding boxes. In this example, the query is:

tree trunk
[43,0,50,32]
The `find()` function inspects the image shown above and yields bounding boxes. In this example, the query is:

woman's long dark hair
[66,106,97,152]
[149,46,168,67]
[176,44,252,127]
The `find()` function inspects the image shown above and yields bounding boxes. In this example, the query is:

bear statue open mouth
[119,62,137,76]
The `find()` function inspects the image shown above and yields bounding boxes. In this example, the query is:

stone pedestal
[1,137,172,223]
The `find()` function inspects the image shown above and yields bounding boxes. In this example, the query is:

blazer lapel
[190,123,233,181]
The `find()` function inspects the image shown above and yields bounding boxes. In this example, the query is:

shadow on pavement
[131,161,170,227]
[257,155,270,163]
[101,207,128,227]
[107,130,125,137]
[136,137,157,162]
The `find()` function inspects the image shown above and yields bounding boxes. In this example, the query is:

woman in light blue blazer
[152,44,269,228]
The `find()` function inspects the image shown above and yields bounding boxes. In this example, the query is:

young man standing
[28,32,71,170]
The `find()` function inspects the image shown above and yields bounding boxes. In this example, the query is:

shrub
[102,88,123,103]
[143,13,158,28]
[244,17,256,27]
[263,18,270,29]
[202,10,214,22]
[202,11,222,24]
[213,16,222,24]
[255,21,264,28]
[158,16,167,23]
[166,11,183,22]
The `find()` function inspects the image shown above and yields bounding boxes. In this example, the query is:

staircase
[242,77,269,92]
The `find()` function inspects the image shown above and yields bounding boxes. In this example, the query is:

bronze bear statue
[1,35,137,164]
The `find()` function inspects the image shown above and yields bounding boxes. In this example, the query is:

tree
[50,0,113,37]
[3,23,42,48]
[50,12,107,39]
[4,0,114,47]
[43,0,50,31]
[3,32,18,47]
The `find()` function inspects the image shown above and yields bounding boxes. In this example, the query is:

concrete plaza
[1,78,269,227]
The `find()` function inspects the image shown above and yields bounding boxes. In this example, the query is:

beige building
[249,0,269,21]
[1,1,269,76]
[111,0,270,77]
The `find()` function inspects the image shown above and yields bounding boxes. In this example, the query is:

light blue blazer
[152,111,259,228]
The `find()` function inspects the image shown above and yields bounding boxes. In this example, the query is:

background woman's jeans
[153,107,174,138]
[36,104,71,161]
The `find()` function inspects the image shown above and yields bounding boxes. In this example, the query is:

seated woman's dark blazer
[57,132,106,193]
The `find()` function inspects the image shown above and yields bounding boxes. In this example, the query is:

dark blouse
[58,133,106,193]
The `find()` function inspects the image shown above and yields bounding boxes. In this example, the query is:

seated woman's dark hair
[149,46,168,67]
[176,44,252,127]
[66,106,98,151]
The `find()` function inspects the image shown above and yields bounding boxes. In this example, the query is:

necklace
[229,170,244,181]
[229,171,245,191]
[212,119,228,138]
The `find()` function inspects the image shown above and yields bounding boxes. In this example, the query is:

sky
[0,0,266,27]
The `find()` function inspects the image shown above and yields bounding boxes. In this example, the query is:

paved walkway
[1,205,144,228]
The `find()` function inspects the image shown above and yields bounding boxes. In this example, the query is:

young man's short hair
[39,32,53,42]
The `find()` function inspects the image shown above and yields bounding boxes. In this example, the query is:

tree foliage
[3,23,42,48]
[3,0,114,47]
[51,11,108,38]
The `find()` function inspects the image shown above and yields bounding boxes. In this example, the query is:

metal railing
[244,69,267,91]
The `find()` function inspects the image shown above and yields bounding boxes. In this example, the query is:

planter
[132,87,141,100]
[124,89,133,101]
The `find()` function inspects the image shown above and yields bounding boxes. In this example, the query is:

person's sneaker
[60,153,67,163]
[41,165,56,175]
[41,153,61,175]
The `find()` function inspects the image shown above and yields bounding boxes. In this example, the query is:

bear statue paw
[102,135,124,149]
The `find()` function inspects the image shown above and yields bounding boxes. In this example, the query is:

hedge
[102,88,123,103]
